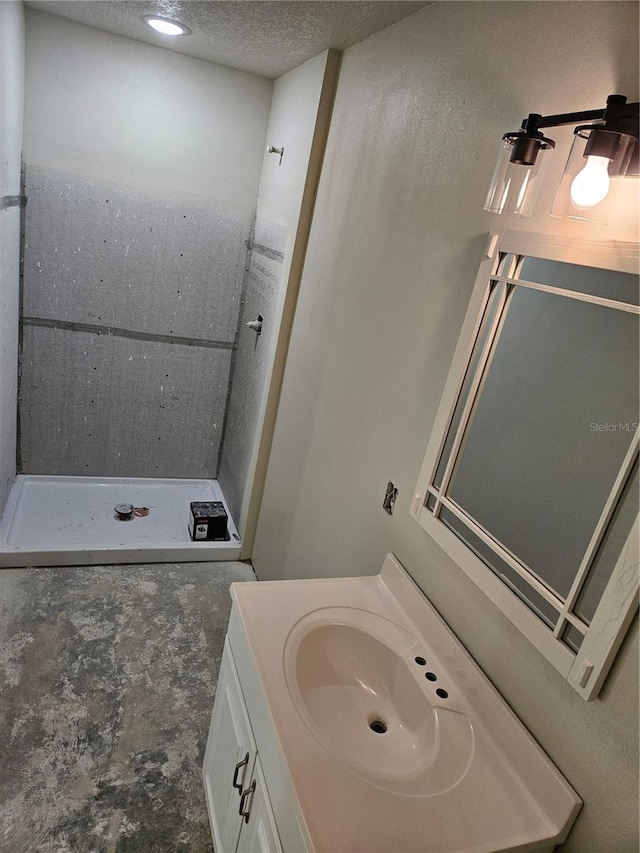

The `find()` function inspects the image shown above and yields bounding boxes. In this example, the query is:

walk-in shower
[0,10,278,566]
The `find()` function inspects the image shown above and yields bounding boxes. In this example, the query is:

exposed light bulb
[144,16,188,35]
[570,155,611,209]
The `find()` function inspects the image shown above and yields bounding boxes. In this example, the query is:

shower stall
[0,8,335,567]
[0,476,242,566]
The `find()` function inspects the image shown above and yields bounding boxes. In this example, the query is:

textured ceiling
[25,1,432,79]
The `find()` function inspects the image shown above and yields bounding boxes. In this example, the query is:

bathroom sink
[229,555,582,852]
[283,607,474,795]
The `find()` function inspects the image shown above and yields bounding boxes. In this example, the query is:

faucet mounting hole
[369,718,388,734]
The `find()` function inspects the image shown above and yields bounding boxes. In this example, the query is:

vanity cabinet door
[203,640,257,853]
[236,758,283,853]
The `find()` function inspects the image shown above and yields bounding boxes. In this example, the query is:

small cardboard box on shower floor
[188,501,229,541]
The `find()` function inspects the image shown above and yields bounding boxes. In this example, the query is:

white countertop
[229,554,581,853]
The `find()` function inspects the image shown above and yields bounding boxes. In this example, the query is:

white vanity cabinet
[204,561,581,853]
[203,638,287,853]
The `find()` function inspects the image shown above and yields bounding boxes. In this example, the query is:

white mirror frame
[411,230,639,700]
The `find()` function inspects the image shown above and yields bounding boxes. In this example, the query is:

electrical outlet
[382,481,398,515]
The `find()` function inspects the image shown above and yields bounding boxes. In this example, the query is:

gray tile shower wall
[19,326,232,478]
[0,4,24,518]
[19,165,252,478]
[218,218,288,523]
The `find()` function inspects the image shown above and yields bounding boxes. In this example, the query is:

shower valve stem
[246,315,263,336]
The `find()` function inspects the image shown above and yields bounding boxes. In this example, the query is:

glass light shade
[552,127,635,223]
[483,138,551,217]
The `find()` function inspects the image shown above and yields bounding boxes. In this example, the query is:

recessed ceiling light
[144,16,189,36]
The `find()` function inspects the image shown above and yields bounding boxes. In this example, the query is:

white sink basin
[284,606,474,795]
[229,554,581,852]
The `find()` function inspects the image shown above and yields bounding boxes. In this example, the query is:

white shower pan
[0,475,241,567]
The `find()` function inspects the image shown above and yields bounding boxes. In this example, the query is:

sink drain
[369,718,388,734]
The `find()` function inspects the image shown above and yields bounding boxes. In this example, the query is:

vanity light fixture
[484,94,639,220]
[144,16,189,36]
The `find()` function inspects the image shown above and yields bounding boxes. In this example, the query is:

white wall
[24,10,271,205]
[253,3,639,850]
[0,2,25,514]
[254,50,338,234]
[220,49,340,545]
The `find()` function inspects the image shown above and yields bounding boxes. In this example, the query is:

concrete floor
[0,560,256,853]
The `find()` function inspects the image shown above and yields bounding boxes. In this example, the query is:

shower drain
[114,503,135,521]
[114,504,150,521]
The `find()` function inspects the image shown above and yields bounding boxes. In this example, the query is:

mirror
[412,232,639,699]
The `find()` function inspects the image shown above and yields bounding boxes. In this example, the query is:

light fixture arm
[522,94,639,135]
[524,106,605,131]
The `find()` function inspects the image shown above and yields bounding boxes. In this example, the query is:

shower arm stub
[267,145,285,165]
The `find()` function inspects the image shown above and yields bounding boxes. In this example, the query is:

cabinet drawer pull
[239,780,256,823]
[232,752,250,791]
